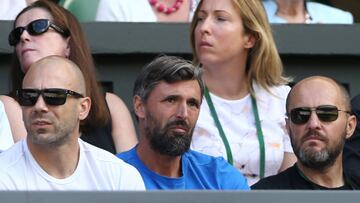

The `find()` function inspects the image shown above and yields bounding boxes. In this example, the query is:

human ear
[78,97,91,121]
[133,95,146,119]
[244,33,256,49]
[65,37,71,58]
[345,114,357,139]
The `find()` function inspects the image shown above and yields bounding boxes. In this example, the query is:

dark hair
[133,55,204,102]
[10,0,110,132]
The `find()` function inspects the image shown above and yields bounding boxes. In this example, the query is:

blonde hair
[190,0,291,95]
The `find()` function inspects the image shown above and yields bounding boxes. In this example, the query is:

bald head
[286,76,350,114]
[285,76,356,175]
[23,56,86,95]
[21,56,92,149]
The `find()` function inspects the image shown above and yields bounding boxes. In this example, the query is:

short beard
[29,127,71,147]
[145,118,192,156]
[291,130,346,171]
[297,145,342,171]
[26,115,73,147]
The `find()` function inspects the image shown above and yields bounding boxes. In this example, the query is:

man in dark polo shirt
[252,76,360,190]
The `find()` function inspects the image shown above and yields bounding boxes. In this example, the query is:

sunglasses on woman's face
[8,19,70,46]
[16,88,84,106]
[288,105,350,124]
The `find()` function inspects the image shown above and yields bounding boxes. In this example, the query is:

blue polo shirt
[117,146,249,190]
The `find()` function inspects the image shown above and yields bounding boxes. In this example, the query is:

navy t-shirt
[252,164,360,190]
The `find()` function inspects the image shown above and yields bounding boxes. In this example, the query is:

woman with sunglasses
[189,0,297,185]
[0,0,138,154]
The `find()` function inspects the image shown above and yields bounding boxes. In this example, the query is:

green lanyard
[204,87,265,178]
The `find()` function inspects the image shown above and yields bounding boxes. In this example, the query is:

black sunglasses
[16,88,84,106]
[8,19,70,46]
[289,105,350,124]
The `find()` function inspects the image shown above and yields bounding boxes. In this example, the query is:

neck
[202,58,249,100]
[275,0,308,23]
[26,134,80,179]
[297,157,345,188]
[137,136,182,178]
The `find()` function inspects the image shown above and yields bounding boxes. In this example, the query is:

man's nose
[175,102,189,119]
[33,95,49,113]
[307,111,321,129]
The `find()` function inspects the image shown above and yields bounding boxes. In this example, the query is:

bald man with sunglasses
[252,76,360,190]
[0,56,145,190]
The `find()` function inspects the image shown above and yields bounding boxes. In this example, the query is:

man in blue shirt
[117,55,249,190]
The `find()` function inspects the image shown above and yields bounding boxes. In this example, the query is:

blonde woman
[190,0,297,185]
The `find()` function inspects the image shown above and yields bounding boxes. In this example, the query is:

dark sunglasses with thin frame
[289,105,351,124]
[16,88,84,106]
[8,19,70,46]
